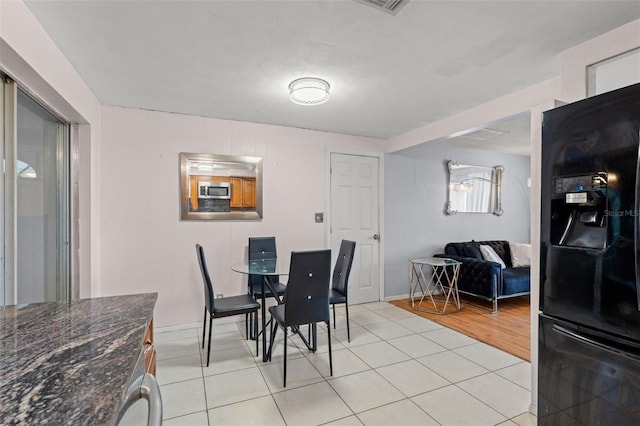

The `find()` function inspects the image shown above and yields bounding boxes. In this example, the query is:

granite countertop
[0,293,157,425]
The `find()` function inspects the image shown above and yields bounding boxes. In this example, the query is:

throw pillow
[479,245,506,269]
[463,243,483,259]
[510,243,531,267]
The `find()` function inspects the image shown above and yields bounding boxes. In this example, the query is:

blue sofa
[437,240,530,313]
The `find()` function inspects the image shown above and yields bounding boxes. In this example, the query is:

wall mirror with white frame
[179,152,263,220]
[446,160,503,215]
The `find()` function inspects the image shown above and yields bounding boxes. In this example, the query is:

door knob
[373,234,380,240]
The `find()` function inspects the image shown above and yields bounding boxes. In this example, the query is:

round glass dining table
[231,258,289,361]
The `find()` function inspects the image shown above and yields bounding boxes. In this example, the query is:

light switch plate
[315,212,324,223]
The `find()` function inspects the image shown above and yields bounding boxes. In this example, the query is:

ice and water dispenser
[550,172,608,250]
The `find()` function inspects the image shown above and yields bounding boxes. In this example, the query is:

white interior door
[330,153,381,305]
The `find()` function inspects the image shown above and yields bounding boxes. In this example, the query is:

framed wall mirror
[446,160,503,215]
[180,152,263,220]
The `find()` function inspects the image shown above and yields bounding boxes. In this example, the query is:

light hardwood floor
[390,295,531,361]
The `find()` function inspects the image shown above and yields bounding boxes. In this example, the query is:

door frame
[326,149,385,303]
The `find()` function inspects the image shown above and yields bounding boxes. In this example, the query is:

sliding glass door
[1,76,70,306]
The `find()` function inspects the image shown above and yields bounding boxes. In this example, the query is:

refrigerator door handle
[552,323,640,362]
[636,138,640,311]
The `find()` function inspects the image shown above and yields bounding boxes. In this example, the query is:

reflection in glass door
[1,76,70,305]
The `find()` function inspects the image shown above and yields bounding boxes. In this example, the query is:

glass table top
[231,258,289,275]
[409,257,461,266]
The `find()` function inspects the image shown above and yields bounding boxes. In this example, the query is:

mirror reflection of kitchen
[187,159,257,213]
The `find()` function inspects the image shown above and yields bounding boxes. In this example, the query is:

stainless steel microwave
[198,181,231,199]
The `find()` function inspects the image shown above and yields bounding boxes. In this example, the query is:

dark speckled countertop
[0,293,157,425]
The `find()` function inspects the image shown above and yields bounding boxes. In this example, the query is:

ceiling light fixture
[288,77,330,106]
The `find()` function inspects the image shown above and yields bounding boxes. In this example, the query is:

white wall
[100,106,383,327]
[384,144,531,299]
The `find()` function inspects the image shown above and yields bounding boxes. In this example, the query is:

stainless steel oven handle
[635,139,640,311]
[116,373,163,426]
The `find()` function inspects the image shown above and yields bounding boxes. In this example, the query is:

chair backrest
[196,244,215,313]
[284,249,332,326]
[249,237,278,259]
[332,240,356,295]
[248,237,279,286]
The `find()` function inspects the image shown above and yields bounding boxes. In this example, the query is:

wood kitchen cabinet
[230,177,256,208]
[230,177,243,208]
[144,319,156,375]
[189,176,199,210]
[242,178,256,208]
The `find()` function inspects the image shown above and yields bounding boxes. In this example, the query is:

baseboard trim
[384,293,411,302]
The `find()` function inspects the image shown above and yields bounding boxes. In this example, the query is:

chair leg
[206,315,213,367]
[249,307,256,339]
[283,326,288,388]
[245,313,249,340]
[326,320,333,377]
[332,304,336,329]
[202,307,207,349]
[254,311,259,356]
[345,302,351,343]
[268,322,278,362]
[312,323,317,352]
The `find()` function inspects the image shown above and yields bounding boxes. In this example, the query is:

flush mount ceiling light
[288,77,330,106]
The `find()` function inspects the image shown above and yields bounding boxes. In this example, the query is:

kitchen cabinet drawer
[145,348,156,375]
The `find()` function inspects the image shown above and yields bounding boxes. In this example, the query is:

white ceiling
[431,111,532,156]
[23,0,640,144]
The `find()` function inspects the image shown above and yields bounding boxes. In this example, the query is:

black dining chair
[330,240,356,342]
[247,237,287,337]
[267,249,333,387]
[196,244,260,367]
[248,237,287,297]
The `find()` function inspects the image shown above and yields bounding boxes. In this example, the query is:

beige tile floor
[120,302,538,426]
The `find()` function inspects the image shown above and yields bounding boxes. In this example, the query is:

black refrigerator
[539,82,640,425]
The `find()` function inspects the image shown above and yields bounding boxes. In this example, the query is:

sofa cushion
[463,243,483,259]
[502,267,530,295]
[479,240,513,268]
[510,243,531,267]
[480,245,506,269]
[444,242,466,257]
